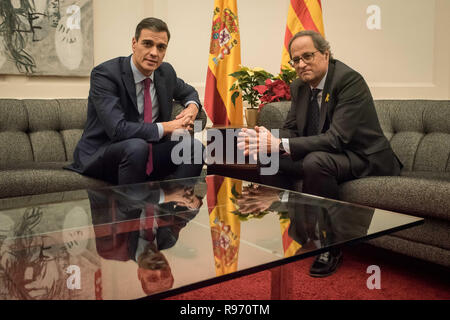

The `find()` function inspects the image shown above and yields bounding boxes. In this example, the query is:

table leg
[270,263,294,300]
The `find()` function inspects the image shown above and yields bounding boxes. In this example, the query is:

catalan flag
[281,0,325,68]
[280,218,302,257]
[279,0,324,256]
[205,0,243,125]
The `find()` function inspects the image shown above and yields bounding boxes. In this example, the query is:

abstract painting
[0,0,93,76]
[0,200,101,300]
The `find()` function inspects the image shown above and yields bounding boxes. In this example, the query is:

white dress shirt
[281,70,328,154]
[130,58,199,140]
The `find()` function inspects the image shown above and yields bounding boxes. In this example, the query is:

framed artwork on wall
[0,0,93,76]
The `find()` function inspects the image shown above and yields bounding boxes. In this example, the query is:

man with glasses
[238,30,401,277]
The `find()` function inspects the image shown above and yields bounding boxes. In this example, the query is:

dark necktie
[306,88,321,136]
[143,78,153,175]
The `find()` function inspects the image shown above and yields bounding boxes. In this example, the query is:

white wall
[0,0,449,100]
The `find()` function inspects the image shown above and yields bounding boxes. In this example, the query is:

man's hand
[162,104,198,135]
[237,126,281,161]
[161,117,193,135]
[176,104,198,125]
[236,184,280,214]
[164,186,202,209]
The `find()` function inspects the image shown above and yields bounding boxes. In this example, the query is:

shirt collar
[311,70,328,91]
[130,56,154,85]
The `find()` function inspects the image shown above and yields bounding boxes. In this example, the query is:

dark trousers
[260,151,366,200]
[101,137,204,185]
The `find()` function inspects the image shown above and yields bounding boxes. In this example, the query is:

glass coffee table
[0,175,423,300]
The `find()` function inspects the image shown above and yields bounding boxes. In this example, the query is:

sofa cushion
[256,101,291,130]
[0,100,34,167]
[23,99,60,132]
[400,170,450,182]
[61,129,84,162]
[0,162,108,198]
[57,99,89,161]
[0,131,34,167]
[30,131,66,162]
[389,131,424,171]
[0,99,28,131]
[388,218,450,251]
[339,175,450,220]
[374,100,450,172]
[413,132,450,172]
[57,99,88,130]
[369,235,450,268]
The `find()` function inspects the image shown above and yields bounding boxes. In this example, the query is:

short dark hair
[288,30,333,60]
[135,17,171,42]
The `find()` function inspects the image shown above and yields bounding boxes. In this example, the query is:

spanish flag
[281,0,325,68]
[205,0,243,125]
[206,175,242,276]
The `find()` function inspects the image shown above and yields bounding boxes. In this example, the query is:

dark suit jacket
[286,193,374,247]
[281,59,401,177]
[67,55,201,176]
[88,183,199,262]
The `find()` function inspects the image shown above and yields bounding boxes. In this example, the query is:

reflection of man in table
[89,180,204,295]
[236,184,374,277]
[238,30,401,277]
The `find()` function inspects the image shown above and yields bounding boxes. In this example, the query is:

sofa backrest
[0,99,208,169]
[374,100,450,172]
[0,99,87,168]
[257,100,450,173]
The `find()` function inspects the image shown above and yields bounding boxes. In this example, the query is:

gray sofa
[257,100,450,267]
[0,98,206,199]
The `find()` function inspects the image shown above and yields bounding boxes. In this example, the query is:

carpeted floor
[166,243,450,300]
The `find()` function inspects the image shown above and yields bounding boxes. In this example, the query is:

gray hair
[288,30,333,60]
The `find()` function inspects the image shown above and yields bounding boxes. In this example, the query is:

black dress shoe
[309,249,343,278]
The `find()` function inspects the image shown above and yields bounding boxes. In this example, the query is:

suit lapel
[319,60,336,132]
[154,69,170,121]
[122,56,138,111]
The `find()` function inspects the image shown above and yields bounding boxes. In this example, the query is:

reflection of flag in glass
[95,269,102,300]
[281,0,325,68]
[279,0,324,254]
[206,176,241,275]
[280,218,302,257]
[205,0,243,125]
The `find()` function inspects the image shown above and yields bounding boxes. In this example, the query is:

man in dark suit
[238,30,401,277]
[66,17,204,185]
[89,179,205,296]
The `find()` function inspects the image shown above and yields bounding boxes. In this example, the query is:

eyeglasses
[289,51,320,67]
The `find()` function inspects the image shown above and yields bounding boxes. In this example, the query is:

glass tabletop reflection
[0,175,423,300]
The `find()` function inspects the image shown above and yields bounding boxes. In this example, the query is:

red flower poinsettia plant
[229,65,297,110]
[253,79,291,110]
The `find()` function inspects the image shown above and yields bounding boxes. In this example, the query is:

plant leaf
[231,91,240,107]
